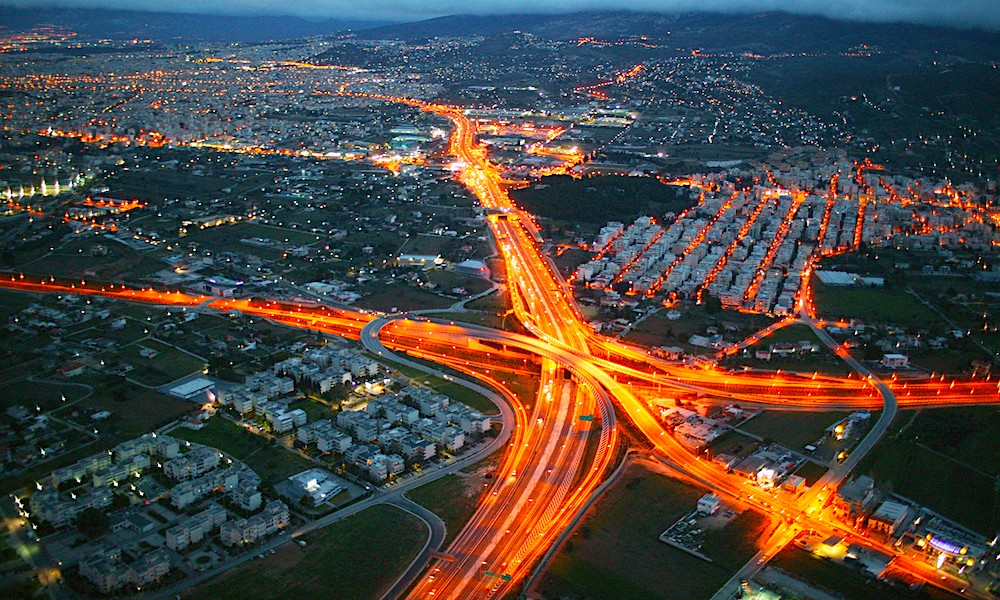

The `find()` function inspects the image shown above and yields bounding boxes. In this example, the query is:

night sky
[3,0,999,30]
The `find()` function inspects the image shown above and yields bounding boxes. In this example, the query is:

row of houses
[219,500,290,547]
[164,502,228,551]
[344,444,406,481]
[80,548,172,594]
[51,433,180,487]
[272,346,381,394]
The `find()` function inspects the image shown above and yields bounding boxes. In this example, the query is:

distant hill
[361,11,1000,59]
[0,6,391,43]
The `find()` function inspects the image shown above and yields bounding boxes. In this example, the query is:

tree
[76,507,110,537]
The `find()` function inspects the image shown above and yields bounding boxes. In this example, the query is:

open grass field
[425,269,493,295]
[430,311,505,329]
[112,338,206,387]
[752,324,822,348]
[0,379,91,412]
[74,388,194,438]
[539,462,763,600]
[438,380,497,415]
[170,417,314,485]
[625,301,774,354]
[190,504,426,600]
[407,473,485,546]
[740,410,848,451]
[355,286,455,312]
[553,248,594,277]
[464,289,509,314]
[812,280,939,325]
[707,430,759,459]
[857,408,1000,535]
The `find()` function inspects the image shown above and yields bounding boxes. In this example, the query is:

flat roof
[168,378,215,398]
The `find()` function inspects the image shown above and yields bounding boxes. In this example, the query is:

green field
[171,417,314,485]
[407,474,484,546]
[0,380,90,412]
[752,324,823,348]
[624,301,774,355]
[812,280,938,325]
[464,289,509,313]
[425,269,493,295]
[740,410,847,450]
[854,407,1000,535]
[74,388,195,438]
[112,338,206,387]
[355,286,455,312]
[539,462,762,600]
[510,174,694,225]
[707,430,759,459]
[430,311,505,329]
[190,504,426,600]
[699,510,772,569]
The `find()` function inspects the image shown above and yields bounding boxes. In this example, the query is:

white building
[697,493,722,515]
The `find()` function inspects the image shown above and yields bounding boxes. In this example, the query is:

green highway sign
[579,415,594,422]
[500,574,512,581]
[485,572,495,578]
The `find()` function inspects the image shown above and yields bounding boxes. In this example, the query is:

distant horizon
[2,1,999,32]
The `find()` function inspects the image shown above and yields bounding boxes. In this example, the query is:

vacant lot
[751,324,822,348]
[740,410,847,451]
[355,286,454,312]
[408,474,485,546]
[707,430,758,459]
[793,461,829,486]
[112,338,206,387]
[812,280,938,325]
[190,504,426,600]
[0,379,90,412]
[510,174,694,225]
[539,462,763,600]
[74,388,194,438]
[858,410,1000,535]
[287,397,338,422]
[425,269,493,295]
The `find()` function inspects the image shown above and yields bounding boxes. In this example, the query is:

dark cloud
[5,0,999,30]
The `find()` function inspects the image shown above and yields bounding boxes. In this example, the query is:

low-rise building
[219,501,290,546]
[164,446,221,481]
[30,486,113,528]
[697,493,721,515]
[165,503,227,551]
[79,548,171,594]
[868,500,910,537]
[833,475,877,522]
